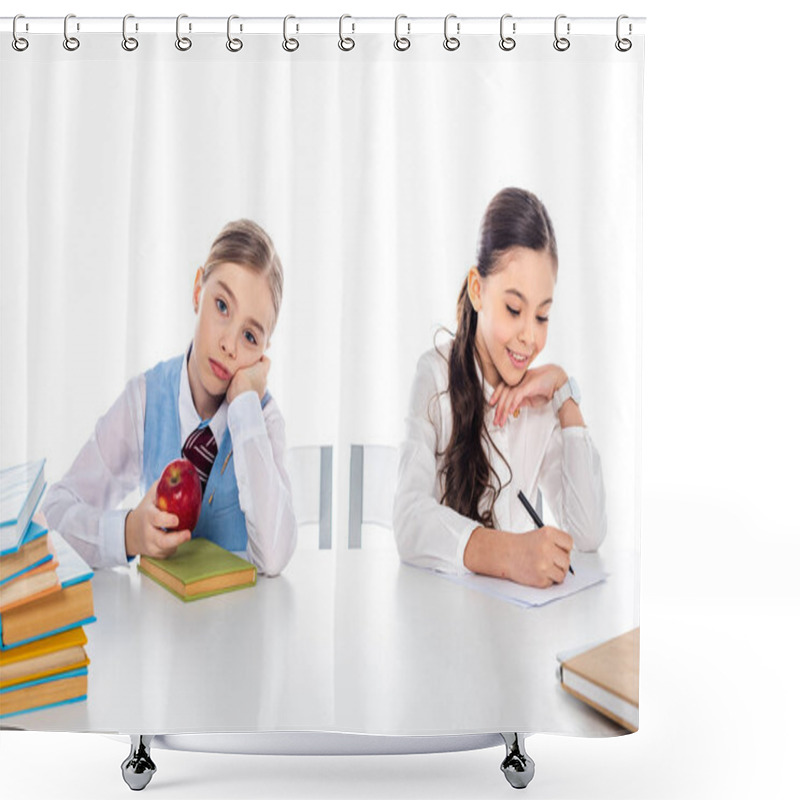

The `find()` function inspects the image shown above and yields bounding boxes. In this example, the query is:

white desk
[3,548,637,737]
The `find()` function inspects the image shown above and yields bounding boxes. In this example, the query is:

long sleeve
[227,391,297,576]
[537,424,607,551]
[41,377,146,568]
[393,352,477,575]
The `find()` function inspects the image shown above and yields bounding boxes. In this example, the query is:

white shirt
[393,344,607,575]
[42,353,297,576]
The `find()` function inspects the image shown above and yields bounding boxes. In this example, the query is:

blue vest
[142,354,270,551]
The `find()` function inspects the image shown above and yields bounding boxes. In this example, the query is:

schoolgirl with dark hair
[394,188,606,587]
[43,220,297,576]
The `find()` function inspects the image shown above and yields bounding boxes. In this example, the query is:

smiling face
[468,246,556,389]
[187,261,274,419]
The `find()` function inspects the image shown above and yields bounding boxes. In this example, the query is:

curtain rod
[2,16,646,37]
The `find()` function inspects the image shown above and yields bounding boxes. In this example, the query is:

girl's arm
[490,365,606,551]
[393,352,484,575]
[538,414,607,552]
[227,391,297,576]
[41,377,146,568]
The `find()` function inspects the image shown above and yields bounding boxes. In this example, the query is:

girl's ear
[467,267,482,312]
[192,267,204,313]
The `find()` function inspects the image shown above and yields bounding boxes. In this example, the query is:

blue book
[0,532,95,650]
[0,460,46,557]
[0,522,52,587]
[0,666,88,719]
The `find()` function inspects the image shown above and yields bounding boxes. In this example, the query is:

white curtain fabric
[1,32,642,556]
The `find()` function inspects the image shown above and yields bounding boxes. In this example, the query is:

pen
[517,490,574,575]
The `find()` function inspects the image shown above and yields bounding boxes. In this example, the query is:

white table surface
[3,547,638,737]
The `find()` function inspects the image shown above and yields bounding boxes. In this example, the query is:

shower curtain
[1,14,643,747]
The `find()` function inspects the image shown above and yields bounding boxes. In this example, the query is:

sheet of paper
[433,564,608,608]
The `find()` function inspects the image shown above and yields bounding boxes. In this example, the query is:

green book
[138,538,256,602]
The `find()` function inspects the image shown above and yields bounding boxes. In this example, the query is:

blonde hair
[203,219,284,334]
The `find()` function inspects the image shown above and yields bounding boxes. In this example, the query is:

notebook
[558,627,639,732]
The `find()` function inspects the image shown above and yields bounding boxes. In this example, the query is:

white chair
[285,445,333,549]
[347,444,399,549]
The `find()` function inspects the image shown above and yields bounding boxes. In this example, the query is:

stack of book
[0,460,96,719]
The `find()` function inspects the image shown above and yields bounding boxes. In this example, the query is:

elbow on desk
[391,496,418,564]
[250,525,298,577]
[573,512,607,553]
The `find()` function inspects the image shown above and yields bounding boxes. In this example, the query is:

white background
[1,2,798,799]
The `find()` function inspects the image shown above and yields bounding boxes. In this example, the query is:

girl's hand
[509,526,574,588]
[489,364,567,427]
[124,481,192,559]
[226,354,271,404]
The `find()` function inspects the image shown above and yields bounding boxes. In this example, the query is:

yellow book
[0,627,89,689]
[559,628,639,732]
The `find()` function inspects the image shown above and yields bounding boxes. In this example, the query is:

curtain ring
[176,14,192,51]
[499,14,516,51]
[338,14,355,51]
[615,15,632,52]
[394,14,411,51]
[122,14,139,51]
[443,14,460,51]
[63,13,80,51]
[12,15,29,52]
[553,14,570,52]
[282,15,299,52]
[226,15,243,52]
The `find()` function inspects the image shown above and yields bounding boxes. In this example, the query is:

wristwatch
[552,376,581,414]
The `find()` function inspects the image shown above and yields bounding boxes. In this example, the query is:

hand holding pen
[517,490,575,576]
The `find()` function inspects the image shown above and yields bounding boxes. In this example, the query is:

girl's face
[468,246,556,389]
[188,261,274,418]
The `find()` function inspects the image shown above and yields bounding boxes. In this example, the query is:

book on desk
[0,520,52,588]
[138,537,257,601]
[0,530,59,613]
[0,530,96,651]
[557,627,640,733]
[0,531,95,718]
[0,462,96,718]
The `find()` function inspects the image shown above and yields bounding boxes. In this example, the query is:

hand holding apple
[155,458,203,532]
[124,480,192,560]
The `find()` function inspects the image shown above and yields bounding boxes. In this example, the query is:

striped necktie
[181,424,218,494]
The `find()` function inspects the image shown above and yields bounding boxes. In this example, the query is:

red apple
[155,459,202,532]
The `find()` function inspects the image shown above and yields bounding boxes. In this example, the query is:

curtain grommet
[12,14,29,51]
[175,14,192,51]
[394,14,411,51]
[121,14,139,52]
[499,14,516,51]
[282,15,299,52]
[338,15,355,51]
[226,15,243,52]
[175,14,192,53]
[553,14,570,52]
[63,13,80,51]
[443,14,460,51]
[615,15,633,52]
